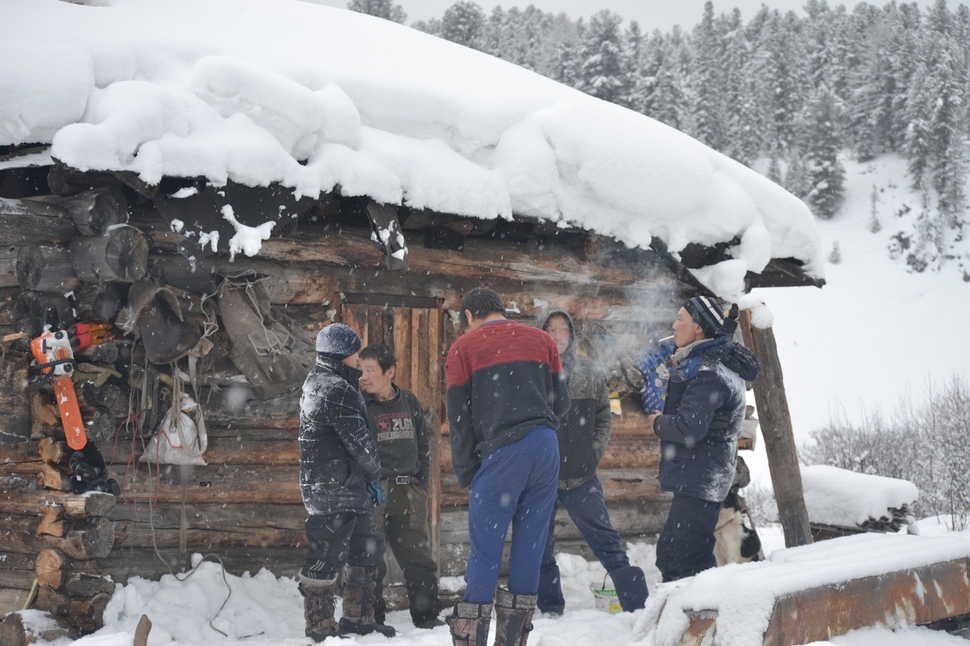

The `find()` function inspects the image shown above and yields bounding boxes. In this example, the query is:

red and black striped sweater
[445,319,571,488]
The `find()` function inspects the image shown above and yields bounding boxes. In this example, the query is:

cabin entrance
[337,294,445,586]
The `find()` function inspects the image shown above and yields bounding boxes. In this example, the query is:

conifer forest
[349,0,970,272]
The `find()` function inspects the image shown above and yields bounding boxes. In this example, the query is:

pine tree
[686,2,726,151]
[346,0,406,23]
[579,9,628,106]
[803,84,846,219]
[720,8,760,165]
[749,10,810,160]
[543,15,583,88]
[924,0,969,229]
[440,1,487,50]
[638,30,685,129]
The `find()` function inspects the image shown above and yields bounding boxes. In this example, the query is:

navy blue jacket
[299,355,382,515]
[654,335,759,503]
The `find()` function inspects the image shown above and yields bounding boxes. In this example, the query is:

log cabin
[0,0,825,637]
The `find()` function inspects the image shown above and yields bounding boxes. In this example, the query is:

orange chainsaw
[30,309,89,450]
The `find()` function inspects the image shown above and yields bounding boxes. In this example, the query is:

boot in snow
[339,566,396,637]
[299,576,339,642]
[609,565,648,612]
[446,601,492,646]
[493,588,535,646]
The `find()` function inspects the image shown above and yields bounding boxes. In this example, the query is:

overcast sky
[308,0,953,32]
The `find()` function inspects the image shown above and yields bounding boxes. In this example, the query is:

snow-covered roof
[1,0,824,300]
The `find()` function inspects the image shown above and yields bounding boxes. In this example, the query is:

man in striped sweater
[445,288,571,646]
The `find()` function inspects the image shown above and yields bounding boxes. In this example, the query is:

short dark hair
[460,288,505,328]
[359,343,397,373]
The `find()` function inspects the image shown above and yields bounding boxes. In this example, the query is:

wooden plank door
[339,298,444,562]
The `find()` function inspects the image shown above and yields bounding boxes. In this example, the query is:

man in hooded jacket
[535,307,648,615]
[298,323,395,641]
[645,296,760,582]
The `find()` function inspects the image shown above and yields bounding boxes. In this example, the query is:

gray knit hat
[315,323,362,359]
[684,296,727,339]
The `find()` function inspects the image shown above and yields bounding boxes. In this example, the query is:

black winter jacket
[536,307,612,490]
[654,334,759,503]
[299,355,382,516]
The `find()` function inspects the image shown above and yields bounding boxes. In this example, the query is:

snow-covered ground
[19,518,969,646]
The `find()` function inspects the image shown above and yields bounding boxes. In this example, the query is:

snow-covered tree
[346,0,406,23]
[802,84,846,219]
[685,2,726,151]
[637,30,685,129]
[439,1,487,50]
[578,9,628,106]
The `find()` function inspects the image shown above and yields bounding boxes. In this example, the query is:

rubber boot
[609,565,648,612]
[493,588,536,646]
[447,602,492,646]
[299,576,339,642]
[339,566,396,638]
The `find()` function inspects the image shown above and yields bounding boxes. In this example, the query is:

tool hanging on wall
[29,311,117,451]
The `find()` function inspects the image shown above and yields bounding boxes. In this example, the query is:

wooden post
[739,308,812,548]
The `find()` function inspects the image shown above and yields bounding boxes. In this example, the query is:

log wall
[0,160,685,627]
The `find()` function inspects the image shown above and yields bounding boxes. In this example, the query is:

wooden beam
[763,558,970,645]
[739,308,812,548]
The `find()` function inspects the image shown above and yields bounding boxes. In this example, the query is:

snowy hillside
[746,154,970,486]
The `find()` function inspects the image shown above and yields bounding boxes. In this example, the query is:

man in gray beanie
[298,323,395,640]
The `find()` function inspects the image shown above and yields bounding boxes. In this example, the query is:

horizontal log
[436,434,660,473]
[0,589,33,620]
[94,546,305,584]
[111,464,301,505]
[0,490,117,519]
[69,225,147,283]
[0,515,114,559]
[104,425,299,467]
[199,391,302,430]
[16,244,81,293]
[0,551,37,591]
[23,187,128,236]
[0,195,69,220]
[110,502,307,550]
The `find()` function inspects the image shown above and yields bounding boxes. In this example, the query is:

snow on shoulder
[2,0,823,300]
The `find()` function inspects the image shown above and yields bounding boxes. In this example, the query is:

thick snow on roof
[802,465,918,528]
[1,0,824,300]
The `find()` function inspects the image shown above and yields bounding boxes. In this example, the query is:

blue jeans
[537,476,630,614]
[462,425,559,603]
[655,493,720,582]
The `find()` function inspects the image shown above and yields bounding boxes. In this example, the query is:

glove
[367,481,387,506]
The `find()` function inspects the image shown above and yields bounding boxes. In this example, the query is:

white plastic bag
[141,394,207,465]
